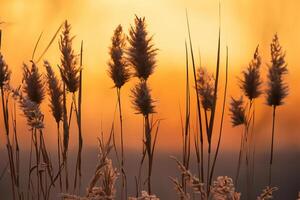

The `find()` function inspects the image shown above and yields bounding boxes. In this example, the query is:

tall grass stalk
[108,25,130,199]
[45,60,64,191]
[186,10,205,184]
[238,45,262,199]
[128,15,158,194]
[0,51,17,199]
[266,34,288,186]
[179,40,191,195]
[209,46,229,187]
[59,20,81,191]
[73,41,83,191]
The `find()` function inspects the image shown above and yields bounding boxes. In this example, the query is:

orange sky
[0,0,300,154]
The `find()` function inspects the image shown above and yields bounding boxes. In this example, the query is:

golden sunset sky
[0,0,300,153]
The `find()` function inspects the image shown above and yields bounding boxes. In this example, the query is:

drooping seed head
[108,25,130,88]
[59,20,80,93]
[44,60,63,123]
[131,81,155,116]
[6,86,44,129]
[0,53,11,88]
[197,67,215,111]
[229,96,246,127]
[266,34,288,107]
[23,61,45,105]
[240,46,262,101]
[128,15,157,81]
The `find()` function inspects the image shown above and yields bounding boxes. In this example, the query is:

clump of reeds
[128,15,159,195]
[108,24,130,199]
[62,128,118,200]
[0,52,17,199]
[45,60,64,190]
[170,157,242,200]
[266,34,288,186]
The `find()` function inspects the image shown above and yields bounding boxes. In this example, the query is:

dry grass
[0,11,297,200]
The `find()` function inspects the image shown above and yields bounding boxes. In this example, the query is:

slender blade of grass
[186,9,205,183]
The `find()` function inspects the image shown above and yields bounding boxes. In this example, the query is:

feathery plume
[0,53,11,88]
[131,82,155,116]
[44,60,63,123]
[62,134,117,200]
[129,191,160,200]
[22,61,45,105]
[266,34,288,106]
[108,25,130,88]
[59,20,80,93]
[256,186,278,200]
[7,86,44,129]
[128,15,157,81]
[240,46,262,100]
[229,96,246,127]
[210,176,241,200]
[196,67,215,111]
[171,157,206,198]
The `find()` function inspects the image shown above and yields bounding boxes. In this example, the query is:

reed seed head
[59,20,80,93]
[7,86,44,129]
[128,15,157,81]
[211,176,241,200]
[23,61,45,105]
[197,67,215,111]
[240,46,262,101]
[266,34,288,107]
[257,186,278,200]
[0,53,11,88]
[44,60,63,123]
[131,81,155,116]
[229,96,246,127]
[108,25,130,88]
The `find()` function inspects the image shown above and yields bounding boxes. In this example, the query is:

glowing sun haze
[0,0,300,153]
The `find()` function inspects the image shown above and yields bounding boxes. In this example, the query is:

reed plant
[62,124,118,200]
[22,61,46,200]
[128,15,159,195]
[178,41,191,196]
[58,20,82,191]
[238,46,262,199]
[266,34,288,186]
[0,51,17,199]
[108,24,130,199]
[44,60,64,190]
